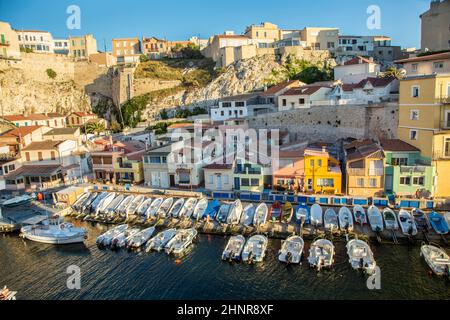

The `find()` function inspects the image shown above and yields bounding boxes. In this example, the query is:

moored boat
[281,202,294,224]
[217,203,231,223]
[164,228,197,255]
[420,245,450,277]
[324,208,339,231]
[308,239,335,271]
[310,203,323,227]
[169,198,185,218]
[444,213,450,231]
[412,208,430,232]
[178,198,197,218]
[240,204,255,226]
[202,199,221,220]
[398,209,418,236]
[382,208,399,231]
[346,239,377,275]
[0,286,17,300]
[2,194,33,208]
[146,197,163,218]
[353,205,367,225]
[111,228,140,249]
[253,203,268,227]
[193,198,209,221]
[72,193,89,211]
[226,200,243,225]
[96,224,128,246]
[222,235,245,261]
[93,192,114,215]
[338,206,354,231]
[241,235,268,263]
[278,235,304,264]
[156,197,174,218]
[295,203,310,224]
[269,201,282,222]
[429,212,449,235]
[126,195,146,217]
[368,205,384,232]
[127,227,156,248]
[136,198,152,216]
[103,194,124,216]
[80,192,98,213]
[115,195,135,215]
[145,228,177,252]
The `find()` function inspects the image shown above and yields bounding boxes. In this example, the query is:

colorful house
[380,139,434,197]
[204,162,235,192]
[344,139,385,197]
[303,146,342,194]
[114,150,145,185]
[272,144,305,192]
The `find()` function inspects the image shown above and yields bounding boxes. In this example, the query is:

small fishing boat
[169,198,185,218]
[80,192,98,213]
[193,198,209,221]
[178,198,197,218]
[226,200,243,225]
[2,194,33,208]
[217,203,231,223]
[115,195,135,215]
[310,203,323,227]
[91,192,116,215]
[346,239,377,275]
[353,205,367,225]
[382,208,399,231]
[164,228,197,255]
[0,286,17,300]
[281,202,294,224]
[253,203,268,227]
[156,197,174,218]
[324,208,339,231]
[72,193,89,211]
[136,198,152,216]
[20,217,87,245]
[398,209,418,236]
[278,235,304,264]
[429,212,449,235]
[222,235,246,261]
[308,239,335,271]
[103,194,124,216]
[444,213,450,231]
[111,228,140,249]
[240,204,255,226]
[295,203,310,224]
[125,195,145,217]
[412,208,430,232]
[146,197,163,218]
[96,224,128,246]
[368,205,384,232]
[127,227,156,248]
[338,206,354,231]
[146,229,177,252]
[202,199,221,220]
[420,245,450,277]
[241,235,268,263]
[269,202,282,222]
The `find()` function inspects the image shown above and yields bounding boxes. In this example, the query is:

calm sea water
[1,221,449,300]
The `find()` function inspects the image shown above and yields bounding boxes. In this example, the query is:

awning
[4,165,62,180]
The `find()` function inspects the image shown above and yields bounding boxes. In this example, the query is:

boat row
[96,224,197,255]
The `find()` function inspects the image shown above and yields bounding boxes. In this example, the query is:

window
[149,156,161,164]
[433,61,444,70]
[357,178,364,187]
[208,175,214,184]
[445,110,450,128]
[411,86,420,98]
[220,111,224,116]
[410,110,419,120]
[317,159,322,167]
[224,175,229,184]
[400,176,411,185]
[392,157,408,166]
[413,176,425,186]
[299,98,305,104]
[235,102,245,107]
[282,99,287,107]
[327,42,335,49]
[250,179,260,186]
[38,152,43,161]
[310,159,314,167]
[162,156,167,164]
[222,102,231,108]
[241,178,250,186]
[369,178,377,187]
[410,130,418,141]
[317,178,334,187]
[444,138,450,158]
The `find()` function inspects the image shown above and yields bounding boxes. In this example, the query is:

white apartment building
[53,39,69,55]
[16,30,54,53]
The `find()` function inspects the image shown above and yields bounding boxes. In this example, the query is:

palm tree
[85,121,106,135]
[382,66,405,79]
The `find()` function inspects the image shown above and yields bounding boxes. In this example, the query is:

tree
[160,109,169,120]
[180,43,203,59]
[139,54,150,63]
[382,66,405,79]
[110,121,122,133]
[46,68,57,79]
[85,121,106,135]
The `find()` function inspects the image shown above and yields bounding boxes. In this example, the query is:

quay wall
[248,102,399,142]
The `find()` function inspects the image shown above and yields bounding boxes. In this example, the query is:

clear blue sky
[0,0,431,51]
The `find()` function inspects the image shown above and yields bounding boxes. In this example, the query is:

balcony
[0,40,10,46]
[399,165,427,174]
[347,168,365,176]
[369,168,384,176]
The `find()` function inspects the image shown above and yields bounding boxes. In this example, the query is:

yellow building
[396,54,450,198]
[301,27,339,51]
[303,147,342,194]
[0,21,21,59]
[344,140,385,197]
[244,22,280,46]
[112,37,141,64]
[69,34,97,61]
[113,150,145,185]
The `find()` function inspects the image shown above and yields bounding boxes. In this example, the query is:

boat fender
[60,224,65,230]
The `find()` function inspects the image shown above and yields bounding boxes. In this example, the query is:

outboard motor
[248,251,254,265]
[286,251,292,264]
[229,251,234,263]
[359,258,364,270]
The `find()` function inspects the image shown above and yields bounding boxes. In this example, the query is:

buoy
[175,259,182,265]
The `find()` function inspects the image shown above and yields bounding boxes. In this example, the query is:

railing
[399,165,427,173]
[235,168,262,175]
[369,168,384,176]
[118,163,133,169]
[347,168,365,176]
[0,40,10,46]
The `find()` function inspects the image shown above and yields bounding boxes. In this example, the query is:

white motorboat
[278,235,304,264]
[226,200,243,225]
[164,228,198,255]
[420,245,450,277]
[90,192,108,213]
[353,205,367,225]
[368,205,384,232]
[444,213,450,230]
[339,206,354,231]
[308,239,335,271]
[324,208,339,231]
[136,198,152,216]
[146,197,163,218]
[222,235,246,261]
[20,217,87,245]
[0,286,17,300]
[382,208,399,231]
[240,204,255,226]
[178,198,197,218]
[156,197,174,218]
[146,228,177,252]
[192,198,208,220]
[96,192,117,215]
[398,209,418,236]
[72,193,89,211]
[127,227,156,248]
[310,204,323,226]
[253,203,268,227]
[80,192,98,213]
[126,195,146,217]
[111,228,140,249]
[103,194,124,216]
[96,224,128,246]
[346,239,377,275]
[217,203,231,223]
[2,194,33,207]
[241,235,268,263]
[115,195,135,215]
[169,198,185,218]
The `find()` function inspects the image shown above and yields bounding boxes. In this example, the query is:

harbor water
[1,220,449,300]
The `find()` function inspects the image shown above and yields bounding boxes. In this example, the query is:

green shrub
[46,68,57,79]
